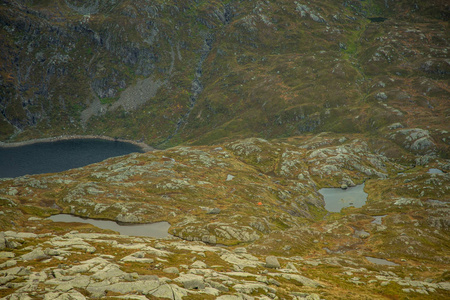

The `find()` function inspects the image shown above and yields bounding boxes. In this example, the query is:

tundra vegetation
[0,0,449,299]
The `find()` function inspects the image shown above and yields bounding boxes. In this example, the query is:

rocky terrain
[0,0,449,299]
[0,134,449,299]
[0,228,448,300]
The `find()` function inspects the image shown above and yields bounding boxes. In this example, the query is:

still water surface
[319,184,368,212]
[49,214,170,238]
[0,139,144,178]
[365,256,399,266]
[428,168,443,174]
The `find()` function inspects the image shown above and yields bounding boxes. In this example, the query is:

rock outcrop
[0,132,449,299]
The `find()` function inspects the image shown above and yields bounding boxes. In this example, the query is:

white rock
[163,267,180,274]
[191,260,207,269]
[0,251,15,259]
[87,279,161,297]
[270,273,323,288]
[234,282,276,294]
[149,283,187,300]
[174,274,205,289]
[216,296,243,300]
[220,252,262,268]
[21,248,48,261]
[4,231,37,239]
[92,264,126,281]
[121,254,154,263]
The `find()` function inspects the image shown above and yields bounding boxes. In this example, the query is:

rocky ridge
[1,226,449,300]
[0,134,449,299]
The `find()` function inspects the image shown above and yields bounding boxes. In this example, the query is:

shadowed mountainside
[0,0,448,154]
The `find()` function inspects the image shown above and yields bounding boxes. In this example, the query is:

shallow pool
[365,256,399,266]
[48,214,170,238]
[319,184,368,212]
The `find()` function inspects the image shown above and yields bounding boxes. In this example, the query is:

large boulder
[265,256,281,269]
[21,248,48,261]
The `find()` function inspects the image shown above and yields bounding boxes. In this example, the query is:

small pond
[365,256,399,266]
[428,168,444,174]
[48,214,170,238]
[319,184,368,213]
[368,17,388,23]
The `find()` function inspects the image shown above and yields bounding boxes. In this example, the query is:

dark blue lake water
[0,139,144,178]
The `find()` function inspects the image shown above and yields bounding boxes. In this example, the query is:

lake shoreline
[48,214,171,238]
[0,135,154,152]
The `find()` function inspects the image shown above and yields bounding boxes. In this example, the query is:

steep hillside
[1,0,448,153]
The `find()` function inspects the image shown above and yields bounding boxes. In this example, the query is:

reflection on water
[319,184,368,212]
[48,214,170,238]
[365,256,399,266]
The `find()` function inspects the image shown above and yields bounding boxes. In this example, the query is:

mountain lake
[319,183,368,212]
[48,214,170,238]
[0,138,144,178]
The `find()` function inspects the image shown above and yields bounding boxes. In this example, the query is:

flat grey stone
[207,208,221,214]
[268,278,281,286]
[131,251,145,258]
[0,259,17,269]
[216,296,243,300]
[0,251,15,259]
[175,274,205,289]
[201,235,217,244]
[208,280,229,292]
[163,267,180,274]
[0,275,15,285]
[149,283,187,300]
[92,264,126,281]
[234,282,276,294]
[22,249,48,261]
[44,249,61,256]
[191,260,207,269]
[233,247,247,254]
[4,231,37,239]
[87,279,161,297]
[272,273,323,288]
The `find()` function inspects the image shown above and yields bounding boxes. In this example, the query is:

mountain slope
[0,0,448,153]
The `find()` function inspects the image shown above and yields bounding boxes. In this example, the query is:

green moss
[99,97,117,105]
[0,117,14,139]
[20,205,58,217]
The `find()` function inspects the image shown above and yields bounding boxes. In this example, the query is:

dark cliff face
[0,0,448,153]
